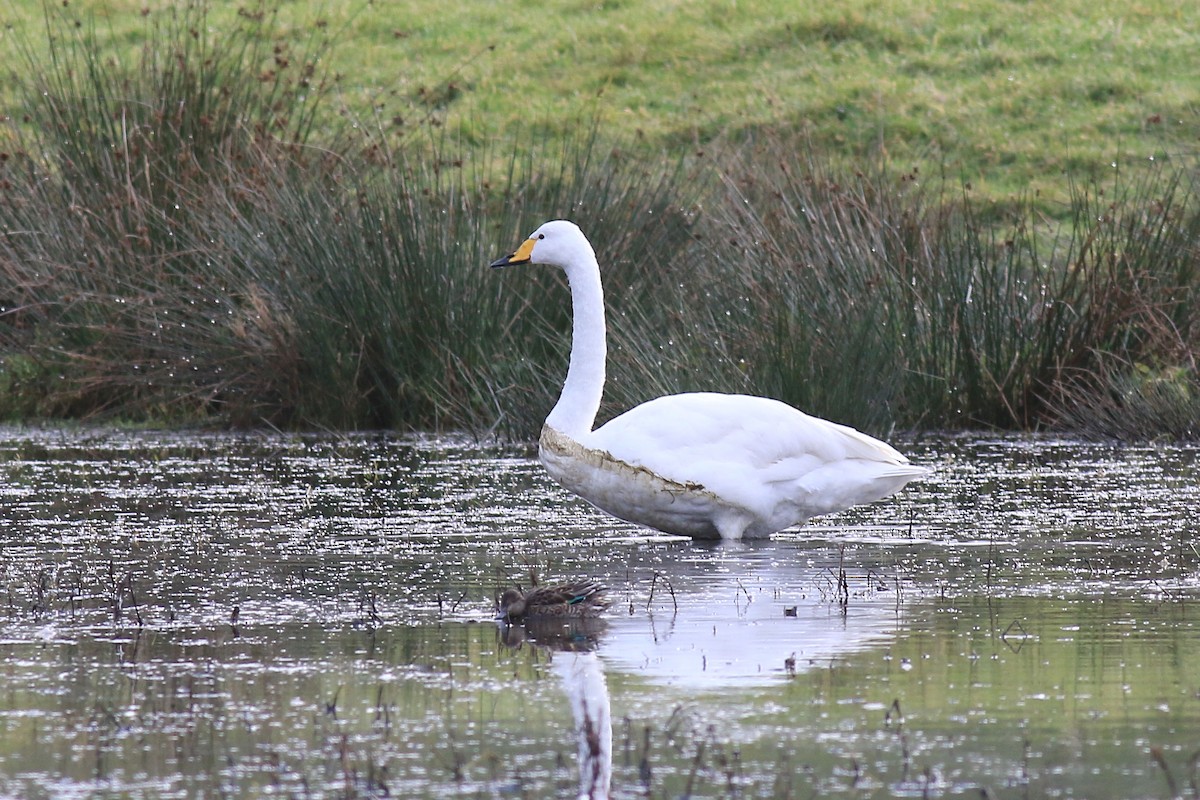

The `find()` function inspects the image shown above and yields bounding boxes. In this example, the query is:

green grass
[2,0,1197,205]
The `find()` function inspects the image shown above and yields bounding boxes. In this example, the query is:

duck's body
[498,581,610,622]
[492,220,927,540]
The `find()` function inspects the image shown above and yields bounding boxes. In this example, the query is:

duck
[491,220,928,540]
[497,580,610,622]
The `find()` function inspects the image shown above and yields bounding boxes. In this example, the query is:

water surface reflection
[0,428,1197,797]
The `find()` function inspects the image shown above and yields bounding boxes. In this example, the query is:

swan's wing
[593,392,907,468]
[590,392,925,519]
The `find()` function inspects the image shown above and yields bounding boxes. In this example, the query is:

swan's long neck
[545,248,606,439]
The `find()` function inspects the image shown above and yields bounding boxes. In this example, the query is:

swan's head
[490,219,593,270]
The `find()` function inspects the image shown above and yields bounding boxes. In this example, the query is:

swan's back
[575,392,925,538]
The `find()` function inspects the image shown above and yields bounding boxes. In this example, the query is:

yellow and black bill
[489,236,536,269]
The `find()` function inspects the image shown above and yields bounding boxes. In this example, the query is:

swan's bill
[490,236,536,268]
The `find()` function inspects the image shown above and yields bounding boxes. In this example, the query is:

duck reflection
[498,616,612,800]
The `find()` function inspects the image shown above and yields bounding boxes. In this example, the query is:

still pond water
[0,427,1197,799]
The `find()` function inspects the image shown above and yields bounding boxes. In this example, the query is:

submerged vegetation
[0,2,1197,438]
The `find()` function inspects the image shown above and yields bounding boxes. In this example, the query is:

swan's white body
[492,220,927,540]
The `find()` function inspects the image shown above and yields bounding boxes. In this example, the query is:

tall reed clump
[0,1,704,432]
[408,137,706,438]
[180,132,702,434]
[700,133,1200,437]
[0,1,336,421]
[1043,169,1200,439]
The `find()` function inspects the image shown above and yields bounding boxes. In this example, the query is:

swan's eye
[538,233,545,240]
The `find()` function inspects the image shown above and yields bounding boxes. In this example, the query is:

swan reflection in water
[493,550,906,797]
[598,546,905,689]
[499,618,612,800]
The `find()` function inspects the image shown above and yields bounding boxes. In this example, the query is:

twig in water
[106,560,122,623]
[325,686,341,718]
[626,568,635,615]
[865,568,884,593]
[621,716,633,766]
[70,572,83,617]
[646,571,678,612]
[728,745,742,794]
[1151,746,1178,799]
[125,576,143,627]
[374,685,392,740]
[1021,737,1031,784]
[735,579,751,601]
[664,704,687,746]
[362,592,382,627]
[770,748,794,799]
[985,531,995,593]
[706,728,739,795]
[337,733,352,790]
[734,579,753,617]
[921,765,938,798]
[442,737,466,782]
[837,544,849,607]
[885,698,903,728]
[29,569,51,616]
[365,756,389,796]
[683,736,706,797]
[1001,619,1027,653]
[638,725,653,788]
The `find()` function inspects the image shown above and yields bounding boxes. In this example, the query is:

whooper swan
[491,220,928,540]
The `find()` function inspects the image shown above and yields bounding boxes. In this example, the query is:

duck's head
[497,588,526,620]
[490,220,593,270]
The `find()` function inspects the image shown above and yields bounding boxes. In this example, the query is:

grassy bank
[3,0,1197,205]
[1,2,1198,439]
